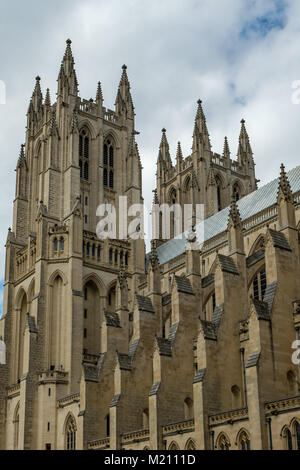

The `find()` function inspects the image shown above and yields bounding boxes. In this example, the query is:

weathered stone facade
[0,39,300,451]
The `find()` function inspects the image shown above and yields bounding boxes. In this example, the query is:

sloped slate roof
[217,254,239,275]
[246,350,261,368]
[174,276,194,295]
[268,229,292,251]
[149,165,300,267]
[156,337,172,357]
[263,282,277,313]
[104,311,121,328]
[202,273,214,288]
[136,295,155,313]
[246,249,265,268]
[252,298,270,320]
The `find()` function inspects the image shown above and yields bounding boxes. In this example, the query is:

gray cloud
[0,0,299,279]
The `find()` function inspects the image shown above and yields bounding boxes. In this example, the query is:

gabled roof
[151,165,300,267]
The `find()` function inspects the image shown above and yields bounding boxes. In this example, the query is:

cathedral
[0,39,300,451]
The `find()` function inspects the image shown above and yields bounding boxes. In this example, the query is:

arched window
[107,286,116,310]
[103,138,114,188]
[282,427,293,450]
[65,415,77,450]
[233,183,241,202]
[53,238,58,252]
[168,441,180,450]
[103,168,108,187]
[109,248,113,263]
[60,238,64,252]
[287,370,298,396]
[185,439,196,450]
[13,403,20,450]
[84,161,89,181]
[231,385,241,409]
[184,397,193,420]
[97,246,101,259]
[79,129,89,181]
[120,251,123,266]
[109,146,114,167]
[252,266,267,301]
[125,252,128,266]
[106,414,110,437]
[294,422,300,450]
[143,409,149,429]
[92,244,95,258]
[216,433,230,450]
[86,243,90,257]
[238,430,251,450]
[216,177,222,211]
[114,250,118,264]
[109,170,114,189]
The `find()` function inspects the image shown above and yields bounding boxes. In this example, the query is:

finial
[197,99,202,105]
[122,64,127,70]
[162,128,166,134]
[66,39,72,45]
[35,76,41,82]
[241,119,245,124]
[8,227,11,232]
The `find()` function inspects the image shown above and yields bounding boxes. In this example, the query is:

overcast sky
[0,0,299,301]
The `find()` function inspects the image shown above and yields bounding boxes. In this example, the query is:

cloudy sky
[0,0,299,312]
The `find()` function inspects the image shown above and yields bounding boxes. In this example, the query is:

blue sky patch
[240,1,287,39]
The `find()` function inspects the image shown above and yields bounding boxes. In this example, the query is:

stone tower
[0,39,145,450]
[155,100,257,239]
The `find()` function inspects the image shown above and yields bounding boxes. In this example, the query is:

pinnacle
[44,88,51,107]
[149,239,160,268]
[278,163,293,202]
[96,81,103,103]
[228,193,241,228]
[176,142,183,161]
[223,136,230,157]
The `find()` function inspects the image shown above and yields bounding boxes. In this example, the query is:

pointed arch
[216,432,230,450]
[248,234,266,256]
[78,120,96,140]
[185,438,196,450]
[27,278,35,304]
[48,269,68,287]
[103,129,120,149]
[13,402,20,450]
[83,273,106,295]
[83,278,102,355]
[236,428,251,450]
[168,441,180,450]
[64,413,77,450]
[281,425,293,450]
[184,397,194,420]
[168,186,177,204]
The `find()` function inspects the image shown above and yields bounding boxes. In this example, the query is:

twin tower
[0,39,256,450]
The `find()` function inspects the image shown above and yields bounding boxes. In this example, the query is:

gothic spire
[277,164,293,203]
[32,76,43,112]
[176,142,183,167]
[237,119,253,164]
[16,144,27,169]
[158,128,172,169]
[193,99,211,153]
[223,136,230,160]
[115,64,134,117]
[149,239,160,269]
[44,88,51,108]
[57,39,78,97]
[228,193,242,228]
[96,81,103,104]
